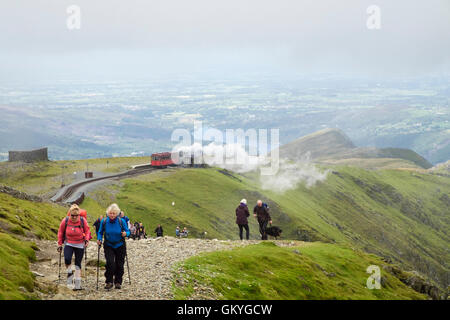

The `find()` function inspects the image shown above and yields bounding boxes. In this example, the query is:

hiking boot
[74,278,82,290]
[105,283,113,290]
[114,283,121,289]
[67,270,74,286]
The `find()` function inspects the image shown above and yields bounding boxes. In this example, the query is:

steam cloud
[174,143,330,193]
[260,156,330,193]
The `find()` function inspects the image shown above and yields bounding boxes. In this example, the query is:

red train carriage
[151,152,174,168]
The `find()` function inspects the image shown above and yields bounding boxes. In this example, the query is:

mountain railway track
[51,166,156,204]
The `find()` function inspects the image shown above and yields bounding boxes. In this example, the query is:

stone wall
[8,147,48,162]
[0,184,43,202]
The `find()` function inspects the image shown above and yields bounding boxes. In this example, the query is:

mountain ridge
[278,128,433,169]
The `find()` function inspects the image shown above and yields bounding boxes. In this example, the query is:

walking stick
[84,245,88,281]
[96,244,100,290]
[58,249,62,284]
[124,241,131,285]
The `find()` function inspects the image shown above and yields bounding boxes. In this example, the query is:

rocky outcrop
[383,265,445,300]
[0,184,42,202]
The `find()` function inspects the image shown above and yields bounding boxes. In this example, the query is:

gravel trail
[31,236,265,300]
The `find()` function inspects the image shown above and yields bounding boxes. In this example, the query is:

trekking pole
[96,244,100,290]
[125,252,131,285]
[58,249,62,284]
[124,241,131,285]
[84,245,88,281]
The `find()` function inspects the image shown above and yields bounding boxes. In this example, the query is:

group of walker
[57,203,131,291]
[236,199,273,240]
[57,198,274,291]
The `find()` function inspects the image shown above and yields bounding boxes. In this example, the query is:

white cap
[241,199,247,204]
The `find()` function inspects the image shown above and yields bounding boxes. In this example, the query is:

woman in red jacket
[57,204,91,290]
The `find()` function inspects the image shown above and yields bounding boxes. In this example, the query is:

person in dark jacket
[236,199,250,240]
[133,222,140,239]
[154,224,163,237]
[97,203,130,290]
[253,200,272,240]
[138,223,147,239]
[93,215,103,235]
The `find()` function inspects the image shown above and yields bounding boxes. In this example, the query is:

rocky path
[31,236,267,300]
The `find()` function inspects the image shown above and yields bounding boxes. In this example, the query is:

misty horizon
[0,0,449,82]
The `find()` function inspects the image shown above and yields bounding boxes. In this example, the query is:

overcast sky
[0,0,449,81]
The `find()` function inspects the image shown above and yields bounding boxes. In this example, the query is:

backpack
[101,217,125,244]
[62,216,86,242]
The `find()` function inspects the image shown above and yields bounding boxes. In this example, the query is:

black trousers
[258,220,269,240]
[104,244,126,284]
[238,224,249,240]
[63,245,84,268]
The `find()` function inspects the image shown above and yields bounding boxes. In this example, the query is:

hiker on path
[57,204,91,290]
[180,227,189,238]
[137,223,147,239]
[175,226,180,237]
[253,200,272,240]
[97,203,130,290]
[236,199,250,240]
[133,222,140,239]
[129,223,137,240]
[120,211,130,226]
[120,211,132,238]
[155,224,163,237]
[93,215,103,235]
[67,207,92,241]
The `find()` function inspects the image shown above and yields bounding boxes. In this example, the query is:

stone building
[8,147,49,162]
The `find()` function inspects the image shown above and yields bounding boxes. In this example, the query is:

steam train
[133,151,203,170]
[151,152,175,168]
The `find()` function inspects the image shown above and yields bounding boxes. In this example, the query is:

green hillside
[328,147,433,169]
[0,192,66,299]
[263,166,449,288]
[173,242,426,300]
[0,161,448,299]
[87,166,449,290]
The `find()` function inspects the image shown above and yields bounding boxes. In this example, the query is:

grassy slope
[173,242,426,300]
[0,233,37,300]
[0,157,448,298]
[316,157,423,170]
[107,166,449,288]
[115,168,261,240]
[0,192,66,299]
[0,156,148,197]
[324,148,433,169]
[265,166,449,286]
